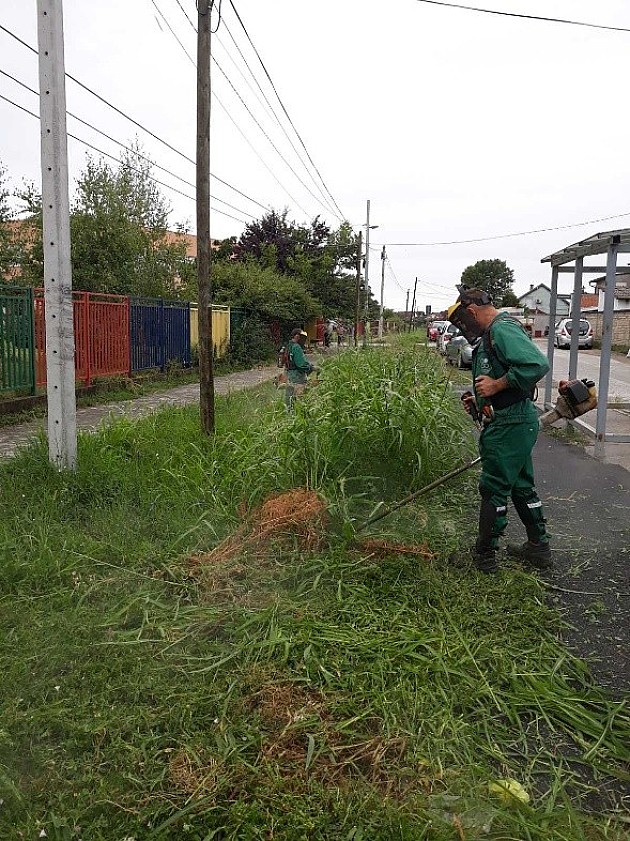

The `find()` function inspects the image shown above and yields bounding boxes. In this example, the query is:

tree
[460,259,516,307]
[501,289,519,308]
[70,146,189,297]
[235,211,360,320]
[0,161,20,280]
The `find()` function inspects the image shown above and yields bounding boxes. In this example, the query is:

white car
[554,318,593,350]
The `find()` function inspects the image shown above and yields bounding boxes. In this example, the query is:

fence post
[159,299,166,372]
[84,291,91,386]
[28,287,37,395]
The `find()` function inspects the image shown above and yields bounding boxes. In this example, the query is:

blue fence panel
[130,298,191,372]
[130,298,162,372]
[164,300,191,368]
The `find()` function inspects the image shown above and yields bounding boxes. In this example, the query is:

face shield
[447,300,484,344]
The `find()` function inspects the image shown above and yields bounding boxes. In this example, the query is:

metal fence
[189,304,230,358]
[35,290,129,387]
[0,286,36,395]
[130,298,191,372]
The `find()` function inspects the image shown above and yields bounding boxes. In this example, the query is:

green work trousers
[477,419,549,550]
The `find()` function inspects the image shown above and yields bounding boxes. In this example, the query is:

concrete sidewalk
[0,365,278,459]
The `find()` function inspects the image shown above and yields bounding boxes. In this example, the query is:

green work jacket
[286,340,315,385]
[471,314,549,425]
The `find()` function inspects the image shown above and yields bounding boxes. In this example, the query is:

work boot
[506,541,552,570]
[474,550,499,574]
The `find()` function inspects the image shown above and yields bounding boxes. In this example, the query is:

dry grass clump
[168,749,221,797]
[193,489,329,566]
[355,538,434,560]
[247,680,411,795]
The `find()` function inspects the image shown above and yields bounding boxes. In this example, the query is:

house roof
[517,283,570,302]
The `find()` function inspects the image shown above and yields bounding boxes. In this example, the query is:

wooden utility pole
[197,0,215,434]
[409,277,418,332]
[378,245,386,339]
[37,0,77,470]
[354,230,362,348]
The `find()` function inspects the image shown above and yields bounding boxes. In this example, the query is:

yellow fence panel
[190,305,231,359]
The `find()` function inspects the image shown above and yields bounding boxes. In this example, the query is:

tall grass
[0,345,627,840]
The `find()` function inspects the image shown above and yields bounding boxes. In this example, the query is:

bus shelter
[542,229,630,458]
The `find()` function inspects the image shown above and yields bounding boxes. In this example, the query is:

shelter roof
[542,229,630,267]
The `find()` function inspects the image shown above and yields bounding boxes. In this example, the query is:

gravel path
[0,365,278,459]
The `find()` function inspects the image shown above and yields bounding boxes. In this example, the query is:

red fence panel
[34,290,130,387]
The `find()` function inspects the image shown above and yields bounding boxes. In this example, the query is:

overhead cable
[151,0,311,217]
[0,92,248,224]
[173,0,340,219]
[0,67,254,219]
[0,21,268,212]
[414,1,630,35]
[154,0,334,218]
[219,19,341,218]
[375,210,630,247]
[227,0,346,220]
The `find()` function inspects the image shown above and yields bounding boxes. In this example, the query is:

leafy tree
[70,146,189,297]
[0,162,20,280]
[460,259,516,307]
[501,289,519,307]
[235,211,360,320]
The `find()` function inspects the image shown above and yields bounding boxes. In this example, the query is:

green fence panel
[0,286,36,395]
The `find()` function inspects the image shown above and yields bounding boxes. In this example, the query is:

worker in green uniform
[284,328,318,410]
[447,288,551,574]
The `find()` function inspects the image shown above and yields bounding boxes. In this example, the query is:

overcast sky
[1,0,630,312]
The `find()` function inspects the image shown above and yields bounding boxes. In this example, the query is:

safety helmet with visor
[447,287,493,344]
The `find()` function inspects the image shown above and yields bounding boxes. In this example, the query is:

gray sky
[1,0,629,312]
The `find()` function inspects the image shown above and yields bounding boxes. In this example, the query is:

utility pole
[378,245,386,339]
[405,289,410,328]
[409,277,418,332]
[37,0,77,470]
[354,230,362,348]
[197,0,215,434]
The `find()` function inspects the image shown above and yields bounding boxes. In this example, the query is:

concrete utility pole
[354,230,362,348]
[37,0,77,470]
[197,0,215,434]
[363,199,371,346]
[378,245,386,339]
[405,289,410,326]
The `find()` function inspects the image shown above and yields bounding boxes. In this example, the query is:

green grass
[0,347,628,840]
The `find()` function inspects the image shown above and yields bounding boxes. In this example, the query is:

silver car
[445,331,474,368]
[554,318,593,350]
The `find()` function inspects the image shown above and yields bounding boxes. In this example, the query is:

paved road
[535,341,630,402]
[0,365,278,460]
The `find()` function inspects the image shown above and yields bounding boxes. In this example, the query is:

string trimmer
[358,379,597,532]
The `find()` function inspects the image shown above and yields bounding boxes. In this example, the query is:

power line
[152,0,335,220]
[226,0,346,220]
[414,1,630,35]
[172,0,337,216]
[375,210,630,247]
[0,91,248,224]
[218,18,341,219]
[0,66,255,219]
[0,21,268,212]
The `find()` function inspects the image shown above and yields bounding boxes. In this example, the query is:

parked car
[554,318,593,349]
[427,320,449,342]
[445,331,474,368]
[437,322,458,354]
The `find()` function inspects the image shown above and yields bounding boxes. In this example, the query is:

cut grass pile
[0,347,628,840]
